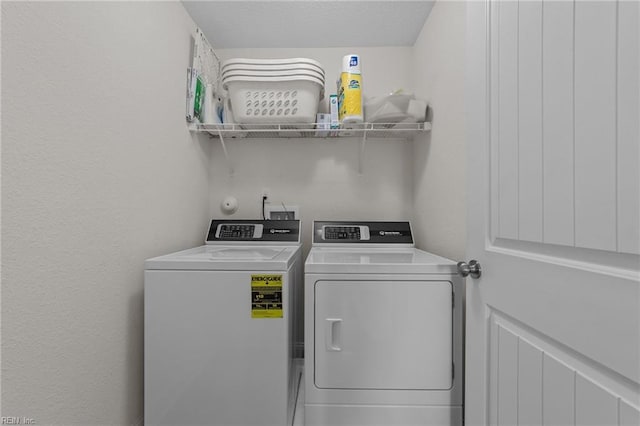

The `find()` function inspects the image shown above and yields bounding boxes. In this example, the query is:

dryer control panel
[313,221,414,245]
[322,225,370,241]
[206,219,300,244]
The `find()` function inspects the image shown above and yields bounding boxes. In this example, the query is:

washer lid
[304,247,456,274]
[207,247,284,259]
[145,245,300,271]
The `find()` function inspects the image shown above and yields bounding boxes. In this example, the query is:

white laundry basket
[223,77,324,125]
[221,58,325,126]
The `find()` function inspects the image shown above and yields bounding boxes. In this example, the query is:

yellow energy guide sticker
[251,274,283,318]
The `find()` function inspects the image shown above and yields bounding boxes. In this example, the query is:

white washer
[145,220,303,426]
[304,221,463,426]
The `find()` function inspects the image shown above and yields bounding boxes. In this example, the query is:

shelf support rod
[358,128,368,175]
[216,127,234,176]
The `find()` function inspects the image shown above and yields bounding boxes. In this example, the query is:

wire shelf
[189,121,431,139]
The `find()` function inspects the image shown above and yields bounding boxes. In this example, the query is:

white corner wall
[209,47,415,255]
[411,1,467,260]
[1,2,210,424]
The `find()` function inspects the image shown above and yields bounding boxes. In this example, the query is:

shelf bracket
[358,129,368,175]
[216,127,234,176]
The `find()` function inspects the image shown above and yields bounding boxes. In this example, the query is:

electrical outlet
[271,211,296,220]
[261,188,270,199]
[265,205,299,220]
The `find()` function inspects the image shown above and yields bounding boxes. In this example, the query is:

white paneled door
[466,1,639,425]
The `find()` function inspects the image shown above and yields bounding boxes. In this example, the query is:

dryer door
[314,280,452,390]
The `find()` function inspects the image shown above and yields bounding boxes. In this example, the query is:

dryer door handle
[325,318,343,352]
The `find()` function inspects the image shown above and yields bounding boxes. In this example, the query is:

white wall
[1,3,210,424]
[210,47,415,256]
[411,1,467,260]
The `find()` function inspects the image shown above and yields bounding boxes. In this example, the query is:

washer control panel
[322,225,370,241]
[206,220,300,243]
[215,224,263,239]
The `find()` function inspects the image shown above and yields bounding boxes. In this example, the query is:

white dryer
[145,220,303,426]
[304,221,463,426]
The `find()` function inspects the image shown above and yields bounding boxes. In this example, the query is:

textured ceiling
[182,1,435,48]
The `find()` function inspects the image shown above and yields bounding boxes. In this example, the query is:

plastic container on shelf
[222,62,324,75]
[201,84,222,124]
[221,68,325,81]
[222,75,325,95]
[222,57,324,69]
[223,79,324,125]
[221,57,325,126]
[364,93,414,123]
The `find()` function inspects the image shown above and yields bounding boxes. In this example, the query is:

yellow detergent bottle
[337,54,363,127]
